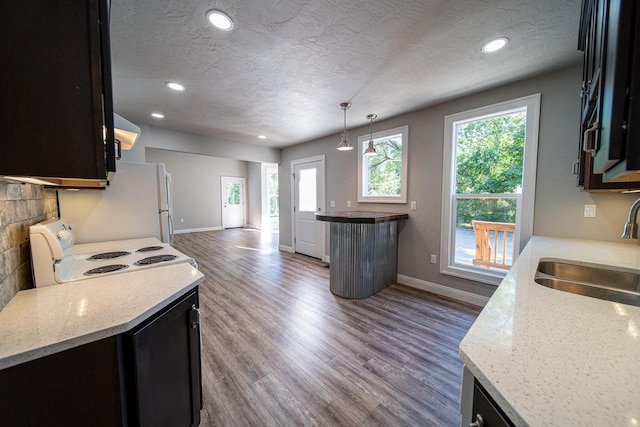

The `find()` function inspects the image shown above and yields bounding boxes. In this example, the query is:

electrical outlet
[347,200,351,208]
[181,218,184,223]
[330,200,336,208]
[584,204,596,218]
[410,201,417,211]
[430,254,437,264]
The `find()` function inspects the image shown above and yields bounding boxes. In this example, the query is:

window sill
[440,264,505,286]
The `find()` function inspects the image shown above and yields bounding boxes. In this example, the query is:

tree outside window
[357,125,408,203]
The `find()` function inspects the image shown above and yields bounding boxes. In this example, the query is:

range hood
[114,113,141,150]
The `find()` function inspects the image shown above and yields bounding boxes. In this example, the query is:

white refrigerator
[58,161,173,244]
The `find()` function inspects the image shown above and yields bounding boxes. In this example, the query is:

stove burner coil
[134,254,178,265]
[136,246,164,253]
[84,264,129,275]
[87,251,131,261]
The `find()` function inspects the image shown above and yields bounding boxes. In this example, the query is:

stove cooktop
[57,243,197,283]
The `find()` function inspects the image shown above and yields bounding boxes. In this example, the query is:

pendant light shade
[337,102,353,151]
[363,114,378,156]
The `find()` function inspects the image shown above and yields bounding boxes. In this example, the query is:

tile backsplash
[0,182,57,309]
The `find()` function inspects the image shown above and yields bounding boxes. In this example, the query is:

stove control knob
[57,230,71,241]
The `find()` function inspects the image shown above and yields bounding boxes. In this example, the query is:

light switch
[410,201,417,211]
[330,200,336,208]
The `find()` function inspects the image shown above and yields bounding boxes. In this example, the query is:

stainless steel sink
[534,258,640,307]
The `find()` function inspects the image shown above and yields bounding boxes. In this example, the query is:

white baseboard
[279,245,293,253]
[324,255,330,263]
[173,226,222,234]
[396,274,489,307]
[245,224,261,230]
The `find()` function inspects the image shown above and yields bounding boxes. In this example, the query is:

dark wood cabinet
[0,0,115,187]
[127,290,202,426]
[0,288,201,427]
[577,0,640,190]
[470,380,514,427]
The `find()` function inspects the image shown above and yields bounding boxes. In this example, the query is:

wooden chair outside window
[472,220,515,270]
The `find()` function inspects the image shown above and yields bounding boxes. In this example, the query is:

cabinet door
[593,0,635,173]
[0,336,127,426]
[129,290,202,427]
[471,381,514,427]
[0,0,115,181]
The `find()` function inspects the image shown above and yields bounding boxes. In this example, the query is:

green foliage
[455,112,525,194]
[268,171,279,217]
[456,198,517,229]
[227,183,240,205]
[455,112,525,228]
[365,137,402,196]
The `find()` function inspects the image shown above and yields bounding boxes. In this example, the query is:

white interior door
[293,159,325,258]
[221,176,245,229]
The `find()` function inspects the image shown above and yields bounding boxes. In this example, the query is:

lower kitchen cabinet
[0,288,201,427]
[470,380,514,427]
[127,289,202,426]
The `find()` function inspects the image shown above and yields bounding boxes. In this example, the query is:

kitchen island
[316,211,408,298]
[459,236,640,426]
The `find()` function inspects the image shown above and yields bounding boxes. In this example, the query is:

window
[440,94,540,285]
[357,125,408,203]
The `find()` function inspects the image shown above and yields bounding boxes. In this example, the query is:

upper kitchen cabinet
[577,0,640,190]
[0,0,115,188]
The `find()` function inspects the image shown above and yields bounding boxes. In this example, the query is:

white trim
[279,245,293,252]
[290,155,326,258]
[323,255,330,263]
[440,94,540,285]
[397,274,489,307]
[357,125,409,203]
[174,226,223,234]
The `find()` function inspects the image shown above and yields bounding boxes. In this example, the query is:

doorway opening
[262,163,279,231]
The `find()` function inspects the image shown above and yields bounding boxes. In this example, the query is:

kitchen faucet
[621,197,640,240]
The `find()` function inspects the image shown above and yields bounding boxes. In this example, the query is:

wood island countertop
[315,211,409,223]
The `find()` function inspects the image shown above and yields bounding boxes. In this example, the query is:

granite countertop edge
[0,263,204,370]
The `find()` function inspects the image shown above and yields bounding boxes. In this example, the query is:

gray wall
[247,162,263,228]
[279,63,639,298]
[122,124,280,164]
[145,148,248,232]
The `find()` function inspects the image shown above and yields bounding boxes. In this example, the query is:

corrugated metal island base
[316,211,409,299]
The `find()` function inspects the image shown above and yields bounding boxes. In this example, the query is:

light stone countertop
[459,236,640,427]
[0,262,204,370]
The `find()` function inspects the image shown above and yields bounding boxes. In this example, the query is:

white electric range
[30,218,197,287]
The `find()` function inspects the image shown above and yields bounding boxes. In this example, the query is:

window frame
[357,125,409,203]
[440,94,540,285]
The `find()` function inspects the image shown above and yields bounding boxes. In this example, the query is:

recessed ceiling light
[151,113,164,119]
[206,10,234,31]
[166,82,185,91]
[258,135,267,139]
[482,37,509,53]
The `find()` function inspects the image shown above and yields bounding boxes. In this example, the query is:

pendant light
[363,114,378,156]
[337,102,353,151]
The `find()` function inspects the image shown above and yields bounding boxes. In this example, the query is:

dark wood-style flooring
[172,229,481,426]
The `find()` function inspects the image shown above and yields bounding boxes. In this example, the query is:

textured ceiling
[110,0,582,148]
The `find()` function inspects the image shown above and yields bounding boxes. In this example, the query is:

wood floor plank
[172,229,481,426]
